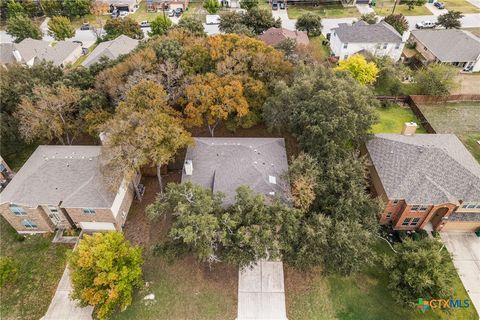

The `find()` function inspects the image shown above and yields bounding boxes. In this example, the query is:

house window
[419,206,428,212]
[402,218,411,226]
[21,220,37,229]
[410,217,420,226]
[122,211,127,221]
[411,205,419,212]
[423,46,427,51]
[343,55,348,59]
[467,204,476,209]
[392,199,399,205]
[386,212,392,219]
[462,203,468,208]
[83,208,96,214]
[343,43,348,49]
[9,204,26,216]
[383,43,388,49]
[395,43,400,49]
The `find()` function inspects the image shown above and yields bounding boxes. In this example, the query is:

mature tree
[183,73,250,136]
[149,15,172,36]
[240,0,259,10]
[242,7,281,34]
[6,0,25,18]
[203,0,221,14]
[437,10,464,29]
[177,16,206,36]
[295,12,322,36]
[373,56,408,95]
[225,23,255,37]
[218,11,244,33]
[62,0,90,18]
[69,232,143,320]
[6,14,42,42]
[287,153,320,211]
[104,17,144,40]
[402,0,426,10]
[47,16,75,40]
[41,0,64,17]
[384,238,456,307]
[383,14,409,34]
[153,38,184,62]
[360,12,377,24]
[15,85,82,145]
[414,64,458,95]
[335,54,379,85]
[275,38,297,63]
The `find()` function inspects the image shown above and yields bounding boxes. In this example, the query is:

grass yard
[417,101,480,134]
[285,241,478,320]
[458,132,480,163]
[0,216,71,320]
[464,27,480,37]
[287,4,360,19]
[373,0,431,16]
[371,104,426,134]
[442,0,480,13]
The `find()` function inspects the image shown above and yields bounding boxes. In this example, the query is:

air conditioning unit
[184,160,193,176]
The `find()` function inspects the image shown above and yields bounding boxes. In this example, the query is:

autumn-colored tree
[104,17,143,40]
[184,73,250,136]
[334,54,379,85]
[69,232,143,320]
[15,85,82,145]
[288,153,320,211]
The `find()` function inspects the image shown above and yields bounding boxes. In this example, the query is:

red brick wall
[0,203,55,233]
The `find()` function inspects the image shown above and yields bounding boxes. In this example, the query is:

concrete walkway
[237,261,287,320]
[466,0,480,8]
[425,3,448,16]
[356,4,375,14]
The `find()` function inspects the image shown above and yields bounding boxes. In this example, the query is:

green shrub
[14,233,25,242]
[431,231,440,238]
[0,256,18,287]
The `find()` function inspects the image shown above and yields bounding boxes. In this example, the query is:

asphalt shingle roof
[332,21,402,43]
[366,134,480,204]
[181,138,289,204]
[82,35,139,67]
[0,146,115,208]
[259,27,310,46]
[411,29,480,62]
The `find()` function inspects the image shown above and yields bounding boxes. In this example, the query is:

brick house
[0,146,135,234]
[364,124,480,232]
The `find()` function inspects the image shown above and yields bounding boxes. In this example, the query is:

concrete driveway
[441,232,480,315]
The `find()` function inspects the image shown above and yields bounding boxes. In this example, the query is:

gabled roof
[332,21,402,43]
[0,146,115,209]
[82,35,139,67]
[0,43,16,64]
[181,138,289,204]
[258,27,310,46]
[411,29,480,62]
[366,134,480,204]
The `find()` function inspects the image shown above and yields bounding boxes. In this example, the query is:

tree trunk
[157,164,163,193]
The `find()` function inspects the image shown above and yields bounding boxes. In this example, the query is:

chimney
[401,122,418,136]
[184,160,193,176]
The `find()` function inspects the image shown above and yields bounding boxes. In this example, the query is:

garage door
[442,221,480,232]
[79,222,116,231]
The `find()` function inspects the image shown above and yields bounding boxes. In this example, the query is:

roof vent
[269,176,277,184]
[184,160,193,176]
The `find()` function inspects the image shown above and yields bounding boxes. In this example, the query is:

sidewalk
[356,4,375,14]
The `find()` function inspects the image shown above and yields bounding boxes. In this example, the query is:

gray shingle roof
[0,43,16,65]
[181,138,289,204]
[411,29,480,62]
[259,27,310,46]
[332,21,402,43]
[449,212,480,222]
[0,146,115,208]
[366,134,480,204]
[82,35,139,68]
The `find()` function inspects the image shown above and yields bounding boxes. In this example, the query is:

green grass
[459,133,480,163]
[287,4,361,19]
[286,241,478,320]
[0,216,71,320]
[2,142,39,171]
[464,28,480,37]
[73,43,98,67]
[442,0,480,13]
[371,104,426,134]
[373,0,431,16]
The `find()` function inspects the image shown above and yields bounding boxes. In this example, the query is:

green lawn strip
[371,104,426,134]
[464,28,480,37]
[73,43,98,67]
[287,4,360,19]
[373,0,431,16]
[442,0,480,13]
[458,132,480,163]
[0,216,71,320]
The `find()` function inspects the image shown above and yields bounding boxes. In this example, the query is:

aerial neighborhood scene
[1,0,480,319]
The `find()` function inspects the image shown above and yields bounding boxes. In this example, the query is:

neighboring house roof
[182,138,289,204]
[82,35,139,67]
[410,29,480,62]
[258,27,310,46]
[38,41,81,66]
[0,146,115,209]
[0,43,16,65]
[366,134,480,204]
[14,38,50,62]
[332,21,402,43]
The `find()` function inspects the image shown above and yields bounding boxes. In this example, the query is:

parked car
[111,9,119,18]
[463,65,473,72]
[272,1,278,9]
[168,10,175,17]
[119,11,129,18]
[416,20,436,29]
[175,8,183,14]
[434,2,445,9]
[174,8,182,17]
[73,40,83,46]
[140,20,150,28]
[80,22,90,30]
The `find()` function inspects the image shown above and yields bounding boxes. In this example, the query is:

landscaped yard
[371,104,426,134]
[442,0,480,13]
[285,241,479,320]
[373,0,431,16]
[287,4,360,19]
[0,216,71,320]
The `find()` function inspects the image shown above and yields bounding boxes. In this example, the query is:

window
[9,204,26,216]
[343,55,348,60]
[402,218,411,226]
[467,204,476,209]
[383,43,388,49]
[410,217,420,226]
[83,208,96,214]
[343,42,348,49]
[411,205,419,212]
[419,206,428,212]
[462,203,469,208]
[21,220,37,229]
[395,43,400,49]
[393,199,399,205]
[386,212,392,219]
[476,204,480,208]
[424,46,428,51]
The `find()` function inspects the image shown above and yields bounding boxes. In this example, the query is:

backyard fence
[409,95,480,105]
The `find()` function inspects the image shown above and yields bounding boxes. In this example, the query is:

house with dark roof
[330,21,405,61]
[409,29,480,72]
[364,124,480,232]
[181,138,289,205]
[81,35,139,68]
[259,27,309,47]
[0,146,135,234]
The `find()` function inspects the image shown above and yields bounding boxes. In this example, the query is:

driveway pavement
[425,3,448,15]
[272,9,296,30]
[466,0,480,8]
[440,232,480,315]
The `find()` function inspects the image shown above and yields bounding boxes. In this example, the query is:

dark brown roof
[258,27,310,46]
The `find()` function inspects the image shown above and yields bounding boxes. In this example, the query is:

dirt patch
[453,73,480,95]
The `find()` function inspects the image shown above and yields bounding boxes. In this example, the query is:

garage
[79,222,116,231]
[442,221,480,232]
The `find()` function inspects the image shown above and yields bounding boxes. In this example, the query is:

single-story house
[259,27,309,47]
[81,35,139,68]
[330,21,405,62]
[0,146,135,234]
[0,38,82,68]
[409,29,480,72]
[364,123,480,232]
[107,0,140,12]
[181,138,289,205]
[147,0,190,11]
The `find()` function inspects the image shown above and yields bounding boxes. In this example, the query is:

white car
[416,20,436,29]
[119,11,129,18]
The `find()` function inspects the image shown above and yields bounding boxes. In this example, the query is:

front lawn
[285,241,478,320]
[287,4,360,19]
[0,216,71,320]
[373,0,432,16]
[458,133,480,163]
[371,104,426,134]
[442,0,480,13]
